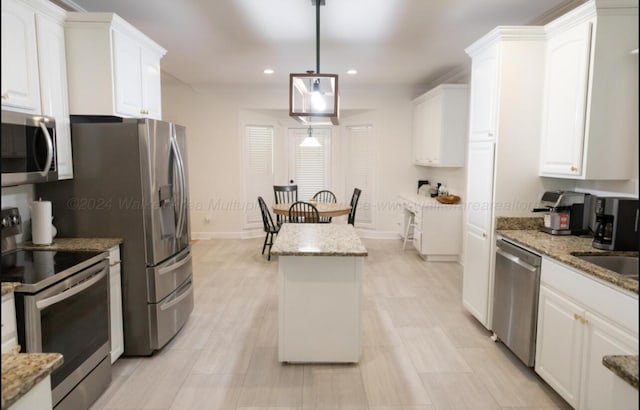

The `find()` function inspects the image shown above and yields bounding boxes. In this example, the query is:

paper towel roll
[32,200,53,245]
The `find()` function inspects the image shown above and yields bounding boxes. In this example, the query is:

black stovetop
[1,249,105,290]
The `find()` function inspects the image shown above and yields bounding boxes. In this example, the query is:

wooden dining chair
[257,196,279,260]
[312,190,337,223]
[274,185,298,225]
[288,201,320,223]
[348,188,362,226]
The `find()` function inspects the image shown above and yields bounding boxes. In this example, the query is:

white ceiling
[66,0,580,89]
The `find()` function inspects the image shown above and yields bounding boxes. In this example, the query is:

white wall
[161,78,426,238]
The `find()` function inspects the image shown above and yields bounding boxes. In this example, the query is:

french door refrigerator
[37,117,193,356]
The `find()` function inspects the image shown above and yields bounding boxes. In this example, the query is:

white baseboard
[355,229,401,240]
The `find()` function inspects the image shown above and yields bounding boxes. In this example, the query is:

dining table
[272,200,352,218]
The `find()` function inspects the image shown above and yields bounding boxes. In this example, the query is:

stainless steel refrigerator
[37,117,193,356]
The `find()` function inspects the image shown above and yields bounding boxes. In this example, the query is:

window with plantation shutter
[345,125,374,226]
[288,127,331,201]
[243,125,274,228]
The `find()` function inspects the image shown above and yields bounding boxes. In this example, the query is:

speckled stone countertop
[1,353,63,409]
[496,230,638,294]
[22,237,123,252]
[603,355,639,390]
[1,283,21,297]
[272,224,368,257]
[496,216,544,230]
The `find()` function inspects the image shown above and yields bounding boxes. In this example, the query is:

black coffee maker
[592,197,639,251]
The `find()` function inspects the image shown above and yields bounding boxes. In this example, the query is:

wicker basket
[436,195,461,205]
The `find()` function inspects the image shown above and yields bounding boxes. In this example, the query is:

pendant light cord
[316,0,320,74]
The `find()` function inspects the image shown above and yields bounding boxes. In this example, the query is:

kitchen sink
[576,255,639,280]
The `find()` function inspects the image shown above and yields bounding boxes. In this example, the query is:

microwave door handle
[35,268,107,310]
[38,123,54,177]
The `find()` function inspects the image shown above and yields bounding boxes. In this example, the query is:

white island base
[278,255,363,363]
[272,224,368,364]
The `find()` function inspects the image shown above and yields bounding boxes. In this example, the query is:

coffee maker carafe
[592,197,639,251]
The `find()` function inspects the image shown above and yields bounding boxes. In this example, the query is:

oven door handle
[36,267,107,311]
[38,123,54,177]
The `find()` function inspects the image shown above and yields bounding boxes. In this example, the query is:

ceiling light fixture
[300,126,322,147]
[263,68,274,74]
[289,0,339,126]
[347,69,358,75]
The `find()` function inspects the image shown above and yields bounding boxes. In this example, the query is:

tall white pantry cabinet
[461,27,565,329]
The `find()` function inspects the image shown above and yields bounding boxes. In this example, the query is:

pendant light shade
[300,126,322,147]
[289,0,339,126]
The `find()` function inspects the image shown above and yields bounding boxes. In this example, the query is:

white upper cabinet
[468,43,498,141]
[539,0,638,179]
[65,13,167,119]
[36,11,73,179]
[1,0,41,113]
[412,84,469,167]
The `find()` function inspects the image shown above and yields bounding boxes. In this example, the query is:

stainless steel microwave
[1,110,58,187]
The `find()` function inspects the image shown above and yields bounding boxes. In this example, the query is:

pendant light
[289,0,339,126]
[300,126,322,147]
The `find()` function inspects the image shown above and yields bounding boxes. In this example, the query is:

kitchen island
[271,224,368,363]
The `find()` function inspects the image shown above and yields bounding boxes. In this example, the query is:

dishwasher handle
[496,247,538,272]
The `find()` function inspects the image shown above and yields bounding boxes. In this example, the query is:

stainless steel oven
[2,207,112,410]
[1,110,58,187]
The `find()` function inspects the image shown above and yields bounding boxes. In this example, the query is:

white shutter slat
[244,126,274,226]
[346,125,373,225]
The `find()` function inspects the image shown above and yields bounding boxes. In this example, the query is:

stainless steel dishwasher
[492,238,542,367]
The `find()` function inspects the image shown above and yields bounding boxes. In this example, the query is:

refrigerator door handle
[170,130,186,239]
[172,124,188,238]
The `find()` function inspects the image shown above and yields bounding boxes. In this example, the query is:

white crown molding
[465,26,546,57]
[49,0,86,12]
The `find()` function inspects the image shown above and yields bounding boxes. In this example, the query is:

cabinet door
[412,100,427,164]
[423,94,441,164]
[462,141,496,328]
[1,0,41,113]
[535,285,584,408]
[1,293,18,353]
[112,29,143,117]
[468,43,498,141]
[539,21,593,177]
[36,14,73,179]
[141,49,162,119]
[579,312,638,410]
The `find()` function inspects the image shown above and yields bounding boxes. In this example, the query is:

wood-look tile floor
[91,238,570,410]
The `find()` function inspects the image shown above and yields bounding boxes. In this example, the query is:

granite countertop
[1,283,21,297]
[271,224,368,257]
[603,355,639,390]
[1,353,63,409]
[496,229,638,294]
[22,237,123,252]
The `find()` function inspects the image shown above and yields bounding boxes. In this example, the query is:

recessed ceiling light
[347,69,358,75]
[263,68,274,74]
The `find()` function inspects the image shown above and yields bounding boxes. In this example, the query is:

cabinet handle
[570,166,577,172]
[140,109,149,115]
[573,313,589,324]
[580,317,588,325]
[482,232,487,238]
[573,313,581,321]
[1,92,8,100]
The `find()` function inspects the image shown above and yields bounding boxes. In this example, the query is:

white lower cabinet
[1,292,18,353]
[10,375,53,410]
[108,245,124,363]
[535,258,639,409]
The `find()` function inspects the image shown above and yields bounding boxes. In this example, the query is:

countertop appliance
[592,197,639,251]
[1,208,111,410]
[1,110,57,187]
[36,117,194,356]
[492,238,542,367]
[533,190,590,235]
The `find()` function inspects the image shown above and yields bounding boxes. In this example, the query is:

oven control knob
[1,218,9,228]
[11,215,20,225]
